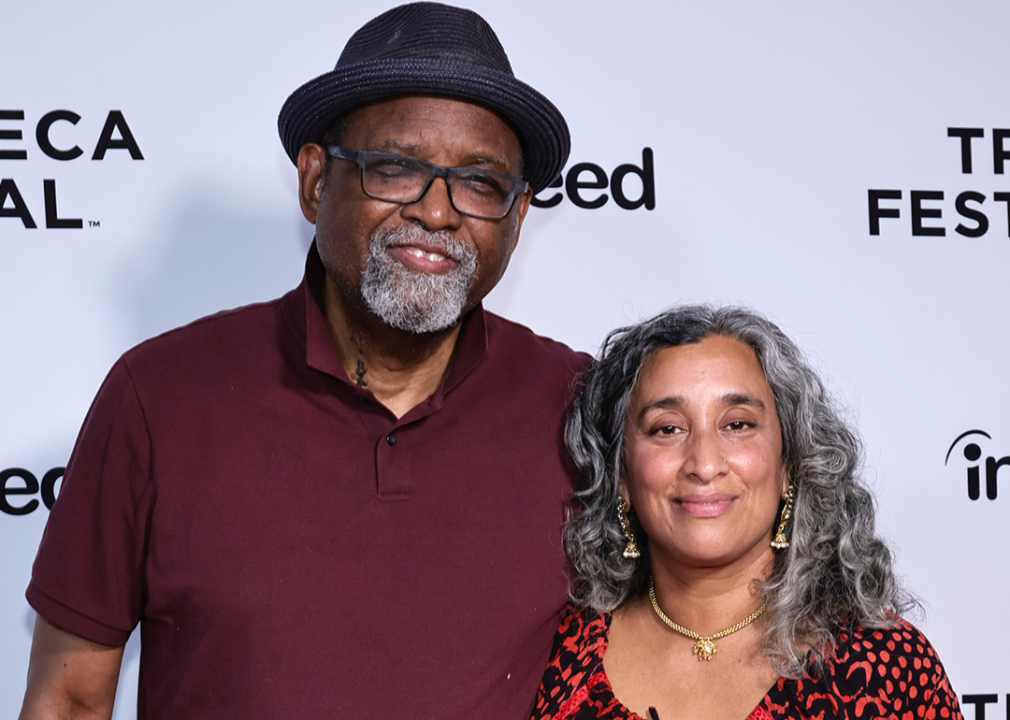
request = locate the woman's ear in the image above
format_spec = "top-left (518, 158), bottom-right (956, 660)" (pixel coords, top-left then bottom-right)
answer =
top-left (780, 469), bottom-right (791, 498)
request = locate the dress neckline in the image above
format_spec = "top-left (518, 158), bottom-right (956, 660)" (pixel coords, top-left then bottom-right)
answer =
top-left (596, 610), bottom-right (778, 720)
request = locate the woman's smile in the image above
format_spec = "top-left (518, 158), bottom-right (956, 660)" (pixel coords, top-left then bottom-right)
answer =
top-left (673, 493), bottom-right (737, 518)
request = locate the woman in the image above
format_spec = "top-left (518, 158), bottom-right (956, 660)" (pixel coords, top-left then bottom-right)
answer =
top-left (533, 306), bottom-right (961, 720)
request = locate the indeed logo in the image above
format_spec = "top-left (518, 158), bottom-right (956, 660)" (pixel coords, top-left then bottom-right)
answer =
top-left (532, 148), bottom-right (655, 210)
top-left (945, 430), bottom-right (1009, 500)
top-left (0, 467), bottom-right (63, 515)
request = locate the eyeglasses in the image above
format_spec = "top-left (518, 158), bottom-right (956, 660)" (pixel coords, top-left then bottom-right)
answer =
top-left (327, 145), bottom-right (529, 220)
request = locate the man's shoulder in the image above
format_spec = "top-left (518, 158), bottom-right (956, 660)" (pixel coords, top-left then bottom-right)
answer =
top-left (129, 295), bottom-right (287, 358)
top-left (118, 292), bottom-right (296, 391)
top-left (483, 309), bottom-right (591, 369)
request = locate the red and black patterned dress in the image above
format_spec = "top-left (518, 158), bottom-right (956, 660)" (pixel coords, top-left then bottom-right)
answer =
top-left (532, 604), bottom-right (963, 720)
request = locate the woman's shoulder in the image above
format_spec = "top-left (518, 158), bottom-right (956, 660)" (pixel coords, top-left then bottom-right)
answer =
top-left (540, 603), bottom-right (611, 687)
top-left (532, 603), bottom-right (616, 720)
top-left (828, 618), bottom-right (949, 679)
top-left (768, 618), bottom-right (962, 720)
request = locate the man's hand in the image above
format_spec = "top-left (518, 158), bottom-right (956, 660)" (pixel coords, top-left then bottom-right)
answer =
top-left (19, 615), bottom-right (124, 720)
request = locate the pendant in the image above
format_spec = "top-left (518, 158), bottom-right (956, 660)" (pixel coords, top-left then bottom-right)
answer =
top-left (692, 638), bottom-right (717, 661)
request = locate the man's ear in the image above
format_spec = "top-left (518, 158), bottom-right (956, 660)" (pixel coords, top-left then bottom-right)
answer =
top-left (296, 143), bottom-right (328, 224)
top-left (510, 187), bottom-right (532, 251)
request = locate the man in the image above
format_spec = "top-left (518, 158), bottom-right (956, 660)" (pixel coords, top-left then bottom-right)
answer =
top-left (19, 3), bottom-right (585, 719)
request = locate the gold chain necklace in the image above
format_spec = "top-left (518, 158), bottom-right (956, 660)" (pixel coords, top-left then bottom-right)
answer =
top-left (648, 577), bottom-right (767, 661)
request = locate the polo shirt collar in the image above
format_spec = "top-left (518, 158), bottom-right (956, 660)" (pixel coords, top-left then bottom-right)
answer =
top-left (287, 241), bottom-right (490, 401)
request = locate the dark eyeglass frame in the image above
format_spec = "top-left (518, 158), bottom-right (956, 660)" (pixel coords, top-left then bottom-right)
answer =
top-left (326, 145), bottom-right (529, 220)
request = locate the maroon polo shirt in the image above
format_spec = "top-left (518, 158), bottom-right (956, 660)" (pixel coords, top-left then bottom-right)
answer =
top-left (28, 245), bottom-right (588, 720)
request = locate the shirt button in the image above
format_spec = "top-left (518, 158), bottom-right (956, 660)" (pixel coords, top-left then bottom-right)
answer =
top-left (386, 432), bottom-right (397, 446)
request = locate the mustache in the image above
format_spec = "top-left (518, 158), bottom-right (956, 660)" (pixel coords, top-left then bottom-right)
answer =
top-left (371, 226), bottom-right (476, 265)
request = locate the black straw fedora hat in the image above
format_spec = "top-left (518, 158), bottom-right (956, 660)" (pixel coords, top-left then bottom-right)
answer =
top-left (277, 2), bottom-right (569, 194)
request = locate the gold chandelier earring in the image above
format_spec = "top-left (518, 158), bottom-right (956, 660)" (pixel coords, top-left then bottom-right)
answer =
top-left (770, 485), bottom-right (794, 549)
top-left (617, 496), bottom-right (640, 559)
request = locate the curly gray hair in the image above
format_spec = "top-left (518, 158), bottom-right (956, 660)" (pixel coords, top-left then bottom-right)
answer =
top-left (565, 304), bottom-right (915, 677)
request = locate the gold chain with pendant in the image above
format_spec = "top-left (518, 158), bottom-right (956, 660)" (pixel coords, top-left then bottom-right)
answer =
top-left (648, 577), bottom-right (767, 661)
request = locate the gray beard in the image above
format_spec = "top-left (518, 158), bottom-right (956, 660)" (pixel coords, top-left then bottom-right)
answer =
top-left (360, 226), bottom-right (478, 334)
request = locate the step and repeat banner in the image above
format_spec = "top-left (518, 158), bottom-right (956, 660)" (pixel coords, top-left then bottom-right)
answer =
top-left (2, 1), bottom-right (1007, 717)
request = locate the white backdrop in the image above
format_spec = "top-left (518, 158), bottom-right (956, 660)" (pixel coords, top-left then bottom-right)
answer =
top-left (2, 1), bottom-right (1008, 717)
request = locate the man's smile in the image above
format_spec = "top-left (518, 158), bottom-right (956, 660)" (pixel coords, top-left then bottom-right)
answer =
top-left (386, 244), bottom-right (459, 275)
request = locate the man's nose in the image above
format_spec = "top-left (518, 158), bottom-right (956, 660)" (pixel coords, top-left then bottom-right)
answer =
top-left (400, 176), bottom-right (463, 230)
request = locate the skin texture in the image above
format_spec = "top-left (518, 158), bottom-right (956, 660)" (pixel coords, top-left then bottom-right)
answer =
top-left (18, 615), bottom-right (123, 720)
top-left (297, 96), bottom-right (531, 418)
top-left (604, 336), bottom-right (791, 720)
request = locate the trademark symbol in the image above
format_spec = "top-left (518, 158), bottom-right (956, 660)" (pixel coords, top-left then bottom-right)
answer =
top-left (88, 220), bottom-right (100, 228)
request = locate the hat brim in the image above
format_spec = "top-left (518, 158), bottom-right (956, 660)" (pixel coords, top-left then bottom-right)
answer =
top-left (278, 58), bottom-right (569, 194)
